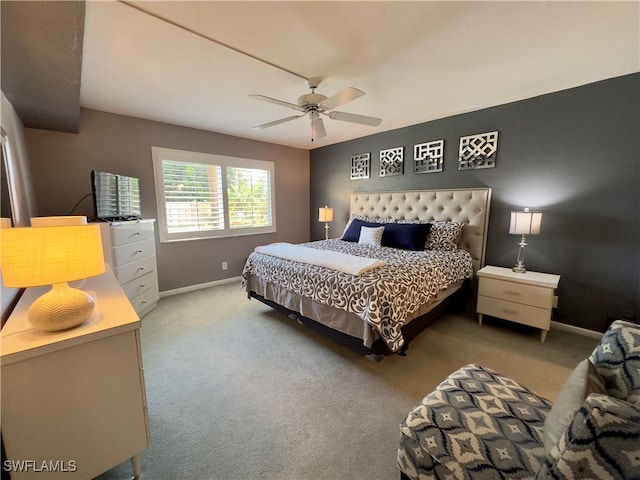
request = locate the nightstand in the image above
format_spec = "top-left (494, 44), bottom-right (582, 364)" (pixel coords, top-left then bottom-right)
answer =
top-left (476, 265), bottom-right (560, 342)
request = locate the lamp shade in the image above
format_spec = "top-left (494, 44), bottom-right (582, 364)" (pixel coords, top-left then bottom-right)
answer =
top-left (31, 215), bottom-right (87, 227)
top-left (1, 224), bottom-right (105, 287)
top-left (318, 206), bottom-right (334, 223)
top-left (509, 210), bottom-right (542, 236)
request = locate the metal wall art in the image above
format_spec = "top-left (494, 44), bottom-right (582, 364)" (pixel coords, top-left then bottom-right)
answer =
top-left (414, 140), bottom-right (444, 174)
top-left (458, 131), bottom-right (499, 170)
top-left (350, 153), bottom-right (370, 180)
top-left (379, 146), bottom-right (404, 177)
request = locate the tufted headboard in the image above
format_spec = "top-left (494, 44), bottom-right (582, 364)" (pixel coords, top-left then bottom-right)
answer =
top-left (350, 188), bottom-right (492, 273)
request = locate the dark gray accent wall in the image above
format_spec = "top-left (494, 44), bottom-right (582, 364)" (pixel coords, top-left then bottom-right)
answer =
top-left (310, 73), bottom-right (640, 332)
top-left (24, 108), bottom-right (310, 292)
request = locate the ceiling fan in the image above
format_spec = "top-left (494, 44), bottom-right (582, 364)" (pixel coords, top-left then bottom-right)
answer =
top-left (249, 77), bottom-right (382, 141)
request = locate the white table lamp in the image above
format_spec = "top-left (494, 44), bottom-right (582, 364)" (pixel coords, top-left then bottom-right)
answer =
top-left (509, 208), bottom-right (542, 273)
top-left (0, 224), bottom-right (105, 331)
top-left (318, 206), bottom-right (334, 240)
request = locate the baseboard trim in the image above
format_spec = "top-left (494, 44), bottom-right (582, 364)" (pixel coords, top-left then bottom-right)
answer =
top-left (551, 320), bottom-right (603, 339)
top-left (159, 276), bottom-right (242, 298)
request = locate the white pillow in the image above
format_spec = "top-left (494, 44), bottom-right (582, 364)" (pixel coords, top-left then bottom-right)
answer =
top-left (543, 359), bottom-right (606, 452)
top-left (358, 226), bottom-right (384, 246)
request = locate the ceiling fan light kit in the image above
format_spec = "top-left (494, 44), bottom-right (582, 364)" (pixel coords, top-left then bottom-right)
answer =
top-left (251, 77), bottom-right (382, 141)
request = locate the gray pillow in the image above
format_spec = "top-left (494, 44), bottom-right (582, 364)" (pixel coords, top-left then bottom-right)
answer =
top-left (358, 226), bottom-right (384, 246)
top-left (543, 359), bottom-right (606, 453)
top-left (426, 221), bottom-right (464, 250)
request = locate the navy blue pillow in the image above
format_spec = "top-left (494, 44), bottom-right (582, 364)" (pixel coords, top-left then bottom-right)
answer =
top-left (341, 219), bottom-right (383, 242)
top-left (382, 222), bottom-right (431, 251)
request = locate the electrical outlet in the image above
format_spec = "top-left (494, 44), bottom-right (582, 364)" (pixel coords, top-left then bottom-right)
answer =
top-left (222, 261), bottom-right (228, 271)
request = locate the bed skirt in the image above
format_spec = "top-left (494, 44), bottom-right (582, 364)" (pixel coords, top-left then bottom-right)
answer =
top-left (246, 276), bottom-right (471, 360)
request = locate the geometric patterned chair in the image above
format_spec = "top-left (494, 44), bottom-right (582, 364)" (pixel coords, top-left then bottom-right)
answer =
top-left (397, 320), bottom-right (640, 480)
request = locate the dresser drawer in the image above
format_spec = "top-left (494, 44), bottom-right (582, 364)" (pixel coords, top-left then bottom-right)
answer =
top-left (115, 255), bottom-right (157, 284)
top-left (110, 222), bottom-right (155, 245)
top-left (121, 270), bottom-right (158, 300)
top-left (478, 277), bottom-right (554, 309)
top-left (112, 238), bottom-right (155, 267)
top-left (129, 284), bottom-right (159, 317)
top-left (477, 295), bottom-right (551, 330)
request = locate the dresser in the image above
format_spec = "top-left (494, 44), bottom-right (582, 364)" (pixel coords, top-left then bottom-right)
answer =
top-left (476, 265), bottom-right (560, 342)
top-left (100, 219), bottom-right (159, 317)
top-left (0, 268), bottom-right (150, 479)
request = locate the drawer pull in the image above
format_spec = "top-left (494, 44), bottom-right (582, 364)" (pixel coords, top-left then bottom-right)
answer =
top-left (504, 290), bottom-right (522, 296)
top-left (502, 309), bottom-right (519, 316)
top-left (134, 231), bottom-right (142, 236)
top-left (137, 266), bottom-right (145, 271)
top-left (141, 300), bottom-right (147, 304)
top-left (136, 249), bottom-right (143, 254)
top-left (139, 283), bottom-right (145, 288)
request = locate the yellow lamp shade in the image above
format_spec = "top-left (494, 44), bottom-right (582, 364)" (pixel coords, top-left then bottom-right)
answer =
top-left (1, 224), bottom-right (105, 287)
top-left (318, 206), bottom-right (334, 222)
top-left (30, 215), bottom-right (87, 227)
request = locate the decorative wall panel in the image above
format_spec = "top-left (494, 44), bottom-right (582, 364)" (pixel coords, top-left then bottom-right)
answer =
top-left (350, 153), bottom-right (370, 180)
top-left (380, 147), bottom-right (404, 177)
top-left (414, 140), bottom-right (444, 173)
top-left (458, 131), bottom-right (499, 170)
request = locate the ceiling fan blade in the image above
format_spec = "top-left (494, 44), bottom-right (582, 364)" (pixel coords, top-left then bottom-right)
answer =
top-left (320, 87), bottom-right (365, 110)
top-left (328, 111), bottom-right (382, 127)
top-left (249, 94), bottom-right (301, 111)
top-left (311, 117), bottom-right (327, 140)
top-left (253, 115), bottom-right (302, 130)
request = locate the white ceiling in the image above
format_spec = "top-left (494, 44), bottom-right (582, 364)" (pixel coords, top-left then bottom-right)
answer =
top-left (80, 1), bottom-right (640, 150)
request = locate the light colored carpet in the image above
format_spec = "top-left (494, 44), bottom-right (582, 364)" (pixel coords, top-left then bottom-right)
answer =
top-left (95, 281), bottom-right (599, 480)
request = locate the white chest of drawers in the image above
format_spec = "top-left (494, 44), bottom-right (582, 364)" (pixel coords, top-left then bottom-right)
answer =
top-left (100, 219), bottom-right (159, 317)
top-left (476, 265), bottom-right (560, 342)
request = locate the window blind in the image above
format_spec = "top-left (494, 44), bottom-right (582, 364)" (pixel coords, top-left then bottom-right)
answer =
top-left (152, 147), bottom-right (276, 242)
top-left (227, 167), bottom-right (272, 229)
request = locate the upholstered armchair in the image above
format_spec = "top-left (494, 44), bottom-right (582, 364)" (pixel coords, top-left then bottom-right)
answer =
top-left (397, 320), bottom-right (640, 480)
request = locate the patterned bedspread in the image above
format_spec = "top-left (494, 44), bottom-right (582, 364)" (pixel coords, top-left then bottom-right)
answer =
top-left (242, 239), bottom-right (474, 352)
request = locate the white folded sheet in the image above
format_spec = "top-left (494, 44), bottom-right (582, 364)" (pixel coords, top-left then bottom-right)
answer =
top-left (254, 242), bottom-right (386, 276)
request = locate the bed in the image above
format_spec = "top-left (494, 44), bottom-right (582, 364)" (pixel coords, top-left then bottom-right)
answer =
top-left (242, 188), bottom-right (491, 360)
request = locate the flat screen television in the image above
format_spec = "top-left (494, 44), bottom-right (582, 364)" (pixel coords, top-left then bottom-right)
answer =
top-left (91, 170), bottom-right (142, 221)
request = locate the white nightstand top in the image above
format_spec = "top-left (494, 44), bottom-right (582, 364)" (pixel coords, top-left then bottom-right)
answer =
top-left (477, 265), bottom-right (560, 289)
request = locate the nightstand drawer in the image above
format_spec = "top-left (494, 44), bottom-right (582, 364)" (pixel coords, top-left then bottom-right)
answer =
top-left (478, 277), bottom-right (554, 309)
top-left (477, 295), bottom-right (551, 330)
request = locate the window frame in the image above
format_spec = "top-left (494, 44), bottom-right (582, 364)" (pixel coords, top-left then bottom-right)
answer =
top-left (152, 147), bottom-right (276, 243)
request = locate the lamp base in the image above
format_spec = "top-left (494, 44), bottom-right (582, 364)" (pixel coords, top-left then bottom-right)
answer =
top-left (27, 283), bottom-right (96, 332)
top-left (512, 238), bottom-right (527, 274)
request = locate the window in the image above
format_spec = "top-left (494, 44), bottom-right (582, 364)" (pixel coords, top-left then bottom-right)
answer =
top-left (152, 147), bottom-right (276, 242)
